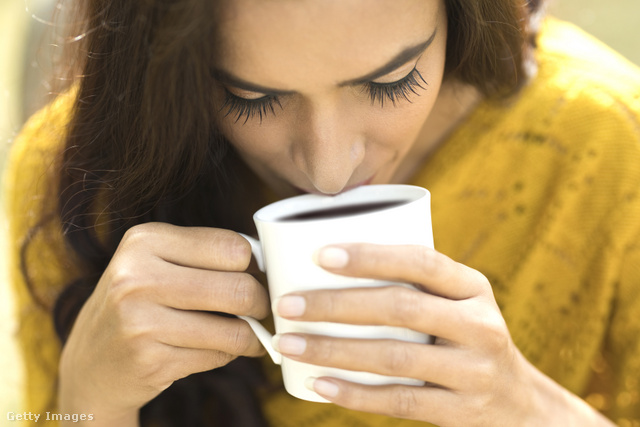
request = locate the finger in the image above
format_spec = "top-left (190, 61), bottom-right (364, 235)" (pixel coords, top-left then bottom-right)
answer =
top-left (307, 379), bottom-right (454, 426)
top-left (275, 286), bottom-right (470, 341)
top-left (316, 244), bottom-right (491, 300)
top-left (157, 308), bottom-right (266, 357)
top-left (118, 223), bottom-right (252, 271)
top-left (166, 347), bottom-right (237, 381)
top-left (273, 333), bottom-right (468, 389)
top-left (152, 263), bottom-right (270, 319)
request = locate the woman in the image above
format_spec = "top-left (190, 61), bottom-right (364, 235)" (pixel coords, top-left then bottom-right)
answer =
top-left (5, 0), bottom-right (640, 426)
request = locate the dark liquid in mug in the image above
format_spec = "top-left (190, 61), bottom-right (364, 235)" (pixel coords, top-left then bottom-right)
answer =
top-left (279, 200), bottom-right (407, 221)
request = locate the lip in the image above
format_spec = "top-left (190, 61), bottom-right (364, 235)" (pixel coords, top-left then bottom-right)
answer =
top-left (342, 176), bottom-right (374, 192)
top-left (294, 176), bottom-right (374, 196)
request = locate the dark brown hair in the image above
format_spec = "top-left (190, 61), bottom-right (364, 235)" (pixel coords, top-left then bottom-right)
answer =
top-left (22, 0), bottom-right (544, 425)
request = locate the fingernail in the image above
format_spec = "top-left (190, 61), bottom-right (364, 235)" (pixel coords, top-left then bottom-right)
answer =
top-left (274, 295), bottom-right (306, 317)
top-left (304, 377), bottom-right (318, 391)
top-left (272, 334), bottom-right (306, 355)
top-left (316, 247), bottom-right (349, 269)
top-left (309, 378), bottom-right (339, 398)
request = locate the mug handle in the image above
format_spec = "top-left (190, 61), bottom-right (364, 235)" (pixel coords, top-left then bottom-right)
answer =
top-left (237, 233), bottom-right (282, 365)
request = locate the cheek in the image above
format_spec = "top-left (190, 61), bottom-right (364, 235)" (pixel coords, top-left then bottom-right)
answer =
top-left (214, 87), bottom-right (292, 163)
top-left (363, 88), bottom-right (441, 148)
top-left (220, 62), bottom-right (444, 166)
top-left (365, 65), bottom-right (446, 148)
top-left (221, 119), bottom-right (290, 160)
top-left (223, 98), bottom-right (436, 169)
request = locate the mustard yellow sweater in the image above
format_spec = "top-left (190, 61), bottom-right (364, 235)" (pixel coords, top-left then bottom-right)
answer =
top-left (4, 18), bottom-right (640, 426)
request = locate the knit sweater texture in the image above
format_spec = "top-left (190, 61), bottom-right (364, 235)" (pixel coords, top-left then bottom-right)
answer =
top-left (4, 18), bottom-right (640, 426)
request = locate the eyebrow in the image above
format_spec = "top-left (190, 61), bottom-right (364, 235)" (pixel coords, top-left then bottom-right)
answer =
top-left (213, 28), bottom-right (438, 95)
top-left (339, 29), bottom-right (438, 86)
top-left (213, 69), bottom-right (296, 96)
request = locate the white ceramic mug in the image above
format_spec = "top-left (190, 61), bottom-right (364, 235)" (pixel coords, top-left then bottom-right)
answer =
top-left (239, 184), bottom-right (434, 402)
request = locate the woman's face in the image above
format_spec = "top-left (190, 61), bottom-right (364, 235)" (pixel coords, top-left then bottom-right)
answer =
top-left (215, 0), bottom-right (448, 197)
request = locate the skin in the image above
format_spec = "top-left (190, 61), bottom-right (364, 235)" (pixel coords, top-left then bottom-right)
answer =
top-left (59, 225), bottom-right (269, 425)
top-left (58, 0), bottom-right (615, 426)
top-left (215, 0), bottom-right (471, 196)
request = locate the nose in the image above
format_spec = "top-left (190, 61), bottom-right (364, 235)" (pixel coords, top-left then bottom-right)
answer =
top-left (290, 99), bottom-right (365, 194)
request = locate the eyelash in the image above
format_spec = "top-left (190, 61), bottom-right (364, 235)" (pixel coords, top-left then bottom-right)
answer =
top-left (220, 89), bottom-right (283, 125)
top-left (220, 67), bottom-right (428, 124)
top-left (365, 67), bottom-right (428, 108)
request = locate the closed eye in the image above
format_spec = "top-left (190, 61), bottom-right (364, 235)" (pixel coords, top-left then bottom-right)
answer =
top-left (365, 67), bottom-right (428, 107)
top-left (219, 67), bottom-right (428, 125)
top-left (220, 88), bottom-right (283, 124)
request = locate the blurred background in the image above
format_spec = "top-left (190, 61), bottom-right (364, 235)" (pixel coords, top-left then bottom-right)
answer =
top-left (0, 0), bottom-right (639, 423)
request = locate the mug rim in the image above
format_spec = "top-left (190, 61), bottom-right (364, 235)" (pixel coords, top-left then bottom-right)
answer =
top-left (254, 184), bottom-right (429, 224)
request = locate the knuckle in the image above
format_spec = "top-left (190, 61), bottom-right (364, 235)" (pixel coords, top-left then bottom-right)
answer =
top-left (121, 222), bottom-right (161, 247)
top-left (382, 342), bottom-right (413, 375)
top-left (312, 290), bottom-right (341, 320)
top-left (214, 230), bottom-right (253, 269)
top-left (141, 355), bottom-right (190, 394)
top-left (387, 287), bottom-right (424, 326)
top-left (461, 345), bottom-right (497, 386)
top-left (233, 233), bottom-right (253, 260)
top-left (230, 274), bottom-right (257, 311)
top-left (225, 324), bottom-right (254, 355)
top-left (105, 276), bottom-right (157, 340)
top-left (469, 269), bottom-right (493, 295)
top-left (108, 266), bottom-right (141, 303)
top-left (133, 344), bottom-right (164, 378)
top-left (388, 386), bottom-right (420, 419)
top-left (120, 307), bottom-right (155, 341)
top-left (473, 269), bottom-right (491, 287)
top-left (463, 303), bottom-right (513, 367)
top-left (313, 338), bottom-right (341, 362)
top-left (466, 392), bottom-right (496, 423)
top-left (477, 309), bottom-right (510, 351)
top-left (415, 246), bottom-right (444, 275)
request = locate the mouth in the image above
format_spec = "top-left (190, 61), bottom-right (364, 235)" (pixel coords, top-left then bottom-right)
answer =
top-left (342, 176), bottom-right (374, 192)
top-left (293, 176), bottom-right (374, 196)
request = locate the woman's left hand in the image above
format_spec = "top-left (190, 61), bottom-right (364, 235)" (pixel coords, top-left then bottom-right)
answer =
top-left (272, 243), bottom-right (611, 427)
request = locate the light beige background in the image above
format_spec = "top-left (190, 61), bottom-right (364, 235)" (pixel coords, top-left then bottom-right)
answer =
top-left (1, 1), bottom-right (639, 424)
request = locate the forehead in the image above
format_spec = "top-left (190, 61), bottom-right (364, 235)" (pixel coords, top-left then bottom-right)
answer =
top-left (215, 0), bottom-right (444, 89)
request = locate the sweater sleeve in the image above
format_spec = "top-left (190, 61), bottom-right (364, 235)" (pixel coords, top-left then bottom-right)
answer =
top-left (585, 234), bottom-right (640, 424)
top-left (3, 90), bottom-right (78, 426)
top-left (576, 81), bottom-right (640, 423)
top-left (611, 239), bottom-right (640, 422)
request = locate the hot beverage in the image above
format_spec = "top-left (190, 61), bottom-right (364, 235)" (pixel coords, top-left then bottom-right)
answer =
top-left (279, 200), bottom-right (407, 221)
top-left (240, 184), bottom-right (433, 402)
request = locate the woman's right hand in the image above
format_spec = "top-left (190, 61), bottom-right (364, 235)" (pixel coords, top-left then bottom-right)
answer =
top-left (57, 222), bottom-right (270, 426)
